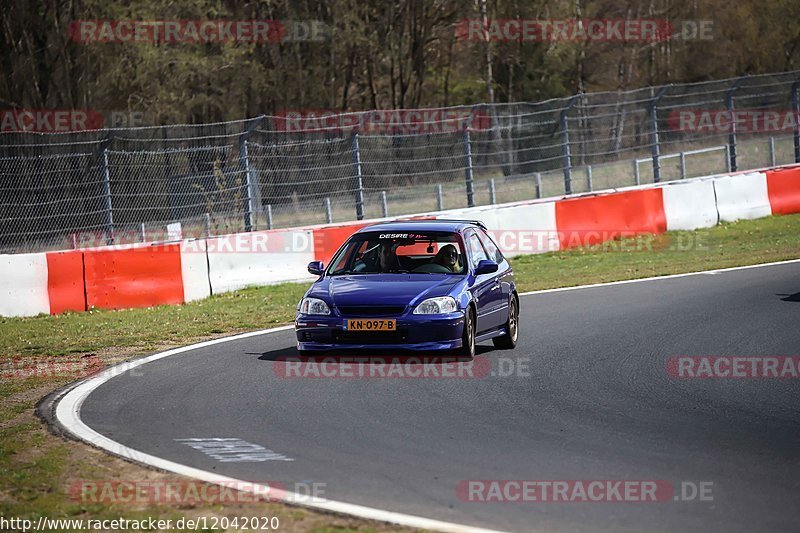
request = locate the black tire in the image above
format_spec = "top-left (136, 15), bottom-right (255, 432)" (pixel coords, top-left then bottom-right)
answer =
top-left (455, 307), bottom-right (476, 359)
top-left (493, 295), bottom-right (518, 349)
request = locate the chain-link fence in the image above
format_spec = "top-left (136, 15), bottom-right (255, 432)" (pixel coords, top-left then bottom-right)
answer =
top-left (2, 70), bottom-right (799, 253)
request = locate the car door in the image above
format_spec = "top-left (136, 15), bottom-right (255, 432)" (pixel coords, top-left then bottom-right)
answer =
top-left (465, 229), bottom-right (503, 333)
top-left (477, 228), bottom-right (511, 325)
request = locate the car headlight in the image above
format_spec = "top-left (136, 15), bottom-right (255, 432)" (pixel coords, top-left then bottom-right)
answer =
top-left (413, 296), bottom-right (458, 315)
top-left (298, 297), bottom-right (331, 315)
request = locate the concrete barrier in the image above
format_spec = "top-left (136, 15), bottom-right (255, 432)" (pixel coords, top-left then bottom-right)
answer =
top-left (765, 166), bottom-right (800, 215)
top-left (662, 179), bottom-right (719, 231)
top-left (713, 172), bottom-right (771, 222)
top-left (0, 252), bottom-right (50, 317)
top-left (206, 229), bottom-right (315, 294)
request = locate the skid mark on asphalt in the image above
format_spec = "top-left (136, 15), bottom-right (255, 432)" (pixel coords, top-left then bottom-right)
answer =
top-left (176, 438), bottom-right (294, 462)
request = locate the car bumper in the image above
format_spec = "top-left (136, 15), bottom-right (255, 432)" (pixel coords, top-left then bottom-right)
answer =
top-left (295, 311), bottom-right (465, 352)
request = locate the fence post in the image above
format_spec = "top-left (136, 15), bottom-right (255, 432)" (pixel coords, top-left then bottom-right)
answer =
top-left (325, 197), bottom-right (332, 224)
top-left (724, 145), bottom-right (732, 172)
top-left (586, 165), bottom-right (593, 191)
top-left (462, 125), bottom-right (475, 207)
top-left (100, 140), bottom-right (114, 245)
top-left (162, 127), bottom-right (177, 220)
top-left (792, 80), bottom-right (800, 163)
top-left (266, 204), bottom-right (273, 230)
top-left (633, 160), bottom-right (640, 186)
top-left (489, 178), bottom-right (496, 204)
top-left (351, 130), bottom-right (365, 220)
top-left (679, 151), bottom-right (687, 179)
top-left (140, 222), bottom-right (146, 243)
top-left (204, 212), bottom-right (211, 237)
top-left (239, 115), bottom-right (265, 232)
top-left (240, 139), bottom-right (255, 231)
top-left (726, 76), bottom-right (748, 172)
top-left (436, 184), bottom-right (444, 211)
top-left (650, 85), bottom-right (670, 183)
top-left (381, 191), bottom-right (388, 217)
top-left (535, 172), bottom-right (542, 198)
top-left (559, 96), bottom-right (579, 195)
top-left (769, 137), bottom-right (776, 167)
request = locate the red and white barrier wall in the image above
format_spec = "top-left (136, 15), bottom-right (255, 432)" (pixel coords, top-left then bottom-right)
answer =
top-left (180, 240), bottom-right (212, 303)
top-left (1, 165), bottom-right (799, 317)
top-left (205, 229), bottom-right (314, 293)
top-left (714, 171), bottom-right (772, 222)
top-left (766, 166), bottom-right (800, 215)
top-left (661, 179), bottom-right (718, 231)
top-left (442, 201), bottom-right (559, 255)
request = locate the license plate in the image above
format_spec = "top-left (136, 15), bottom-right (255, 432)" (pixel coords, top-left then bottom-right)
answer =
top-left (346, 319), bottom-right (396, 331)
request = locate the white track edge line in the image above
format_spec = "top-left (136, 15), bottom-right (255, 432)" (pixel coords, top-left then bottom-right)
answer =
top-left (54, 325), bottom-right (508, 533)
top-left (55, 257), bottom-right (800, 533)
top-left (518, 258), bottom-right (800, 297)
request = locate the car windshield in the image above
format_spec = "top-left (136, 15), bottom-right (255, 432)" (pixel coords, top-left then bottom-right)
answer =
top-left (328, 231), bottom-right (466, 275)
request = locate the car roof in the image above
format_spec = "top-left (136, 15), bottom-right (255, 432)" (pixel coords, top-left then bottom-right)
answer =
top-left (355, 219), bottom-right (486, 234)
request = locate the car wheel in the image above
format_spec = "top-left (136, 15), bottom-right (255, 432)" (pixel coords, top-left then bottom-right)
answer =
top-left (493, 296), bottom-right (518, 349)
top-left (456, 307), bottom-right (476, 359)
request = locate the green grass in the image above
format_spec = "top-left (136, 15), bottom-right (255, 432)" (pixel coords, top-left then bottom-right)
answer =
top-left (510, 214), bottom-right (800, 292)
top-left (1, 212), bottom-right (799, 531)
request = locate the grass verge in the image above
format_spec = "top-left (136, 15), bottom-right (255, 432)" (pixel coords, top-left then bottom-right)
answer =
top-left (510, 213), bottom-right (800, 292)
top-left (1, 213), bottom-right (799, 531)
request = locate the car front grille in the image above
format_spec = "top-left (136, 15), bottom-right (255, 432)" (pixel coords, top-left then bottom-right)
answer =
top-left (336, 306), bottom-right (406, 317)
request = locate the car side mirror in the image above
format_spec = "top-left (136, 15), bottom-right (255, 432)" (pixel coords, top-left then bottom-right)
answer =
top-left (307, 261), bottom-right (324, 276)
top-left (475, 259), bottom-right (498, 275)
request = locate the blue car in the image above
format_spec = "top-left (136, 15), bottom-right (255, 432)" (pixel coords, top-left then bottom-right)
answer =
top-left (295, 219), bottom-right (518, 358)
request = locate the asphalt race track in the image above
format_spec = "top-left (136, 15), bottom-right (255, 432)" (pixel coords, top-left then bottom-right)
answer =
top-left (76, 262), bottom-right (800, 532)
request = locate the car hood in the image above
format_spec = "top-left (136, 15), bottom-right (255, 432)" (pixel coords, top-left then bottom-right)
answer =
top-left (314, 274), bottom-right (463, 308)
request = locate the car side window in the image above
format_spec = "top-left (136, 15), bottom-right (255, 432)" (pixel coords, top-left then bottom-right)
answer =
top-left (477, 228), bottom-right (504, 263)
top-left (350, 240), bottom-right (372, 271)
top-left (465, 230), bottom-right (488, 269)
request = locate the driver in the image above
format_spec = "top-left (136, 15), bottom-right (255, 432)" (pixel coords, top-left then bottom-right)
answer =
top-left (433, 244), bottom-right (460, 272)
top-left (378, 241), bottom-right (401, 272)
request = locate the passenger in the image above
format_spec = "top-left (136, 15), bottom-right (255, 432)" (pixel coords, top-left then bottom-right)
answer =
top-left (433, 244), bottom-right (460, 272)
